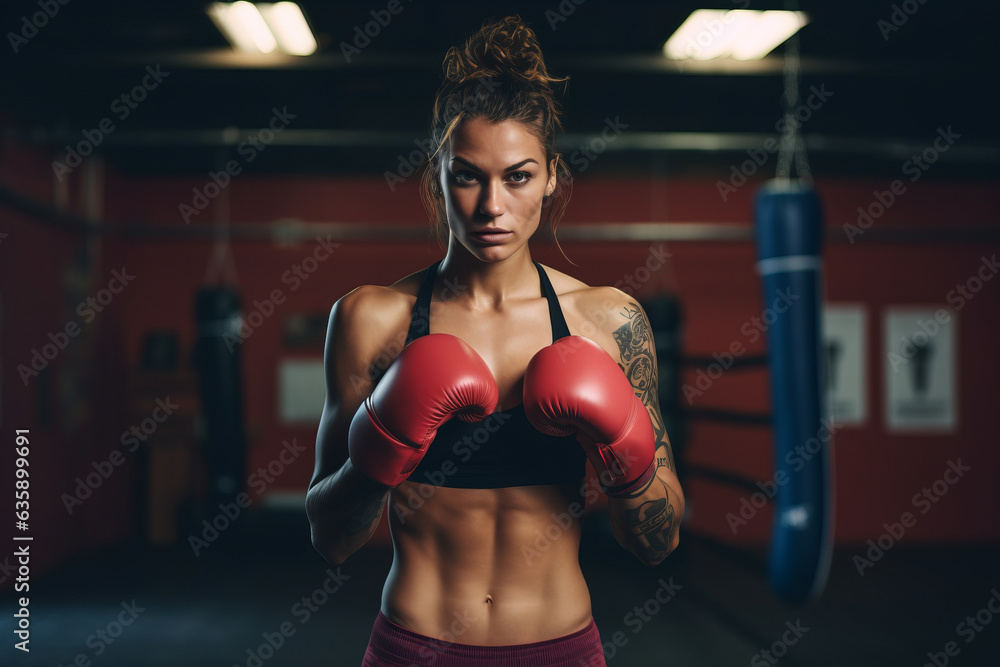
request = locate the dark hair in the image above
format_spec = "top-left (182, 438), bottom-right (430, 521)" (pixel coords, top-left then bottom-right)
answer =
top-left (419, 15), bottom-right (572, 246)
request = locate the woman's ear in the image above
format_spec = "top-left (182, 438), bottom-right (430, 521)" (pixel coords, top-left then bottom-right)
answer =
top-left (545, 156), bottom-right (559, 197)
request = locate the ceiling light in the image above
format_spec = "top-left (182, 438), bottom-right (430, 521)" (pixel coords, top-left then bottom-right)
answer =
top-left (664, 9), bottom-right (808, 61)
top-left (258, 3), bottom-right (317, 56)
top-left (208, 2), bottom-right (316, 56)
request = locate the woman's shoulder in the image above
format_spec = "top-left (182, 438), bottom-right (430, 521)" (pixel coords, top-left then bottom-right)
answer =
top-left (338, 266), bottom-right (426, 307)
top-left (540, 263), bottom-right (650, 361)
top-left (540, 264), bottom-right (635, 316)
top-left (330, 268), bottom-right (426, 335)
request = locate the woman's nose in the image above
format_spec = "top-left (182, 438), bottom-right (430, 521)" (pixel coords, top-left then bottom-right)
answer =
top-left (479, 180), bottom-right (504, 217)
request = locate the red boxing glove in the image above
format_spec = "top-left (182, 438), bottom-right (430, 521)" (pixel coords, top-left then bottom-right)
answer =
top-left (348, 333), bottom-right (498, 487)
top-left (523, 336), bottom-right (657, 498)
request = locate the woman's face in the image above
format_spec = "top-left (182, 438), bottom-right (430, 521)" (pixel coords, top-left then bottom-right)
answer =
top-left (439, 117), bottom-right (557, 263)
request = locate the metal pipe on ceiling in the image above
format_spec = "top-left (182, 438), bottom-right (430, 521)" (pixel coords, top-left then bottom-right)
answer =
top-left (15, 128), bottom-right (1000, 164)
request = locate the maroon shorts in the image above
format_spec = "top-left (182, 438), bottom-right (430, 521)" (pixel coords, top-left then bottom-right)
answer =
top-left (361, 612), bottom-right (607, 667)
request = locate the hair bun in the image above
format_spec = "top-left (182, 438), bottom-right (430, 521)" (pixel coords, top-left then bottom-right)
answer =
top-left (443, 15), bottom-right (547, 85)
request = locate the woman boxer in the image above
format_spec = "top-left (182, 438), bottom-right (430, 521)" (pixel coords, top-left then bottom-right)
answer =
top-left (306, 16), bottom-right (684, 666)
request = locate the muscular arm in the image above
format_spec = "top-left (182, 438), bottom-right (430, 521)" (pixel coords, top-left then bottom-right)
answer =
top-left (605, 301), bottom-right (685, 566)
top-left (305, 288), bottom-right (406, 565)
top-left (305, 427), bottom-right (390, 566)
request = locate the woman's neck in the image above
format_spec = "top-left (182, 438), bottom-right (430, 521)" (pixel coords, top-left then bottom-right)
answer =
top-left (438, 243), bottom-right (538, 308)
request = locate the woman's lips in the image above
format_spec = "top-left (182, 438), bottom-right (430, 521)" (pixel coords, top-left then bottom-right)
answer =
top-left (470, 229), bottom-right (513, 244)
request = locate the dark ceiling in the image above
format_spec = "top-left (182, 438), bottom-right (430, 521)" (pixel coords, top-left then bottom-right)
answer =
top-left (1, 0), bottom-right (997, 178)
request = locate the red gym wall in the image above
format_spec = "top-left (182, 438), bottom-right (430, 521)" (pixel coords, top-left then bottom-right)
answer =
top-left (2, 130), bottom-right (998, 578)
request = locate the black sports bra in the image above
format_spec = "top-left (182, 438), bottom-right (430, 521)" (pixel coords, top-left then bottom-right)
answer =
top-left (399, 261), bottom-right (587, 489)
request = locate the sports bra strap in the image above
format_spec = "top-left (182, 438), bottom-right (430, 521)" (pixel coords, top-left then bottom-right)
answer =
top-left (404, 260), bottom-right (441, 346)
top-left (403, 260), bottom-right (570, 346)
top-left (534, 262), bottom-right (571, 342)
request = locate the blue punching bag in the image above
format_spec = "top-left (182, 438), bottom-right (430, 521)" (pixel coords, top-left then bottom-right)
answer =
top-left (754, 180), bottom-right (834, 603)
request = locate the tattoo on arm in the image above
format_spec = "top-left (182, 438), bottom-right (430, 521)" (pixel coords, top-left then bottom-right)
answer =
top-left (343, 486), bottom-right (388, 536)
top-left (623, 481), bottom-right (677, 562)
top-left (612, 302), bottom-right (677, 472)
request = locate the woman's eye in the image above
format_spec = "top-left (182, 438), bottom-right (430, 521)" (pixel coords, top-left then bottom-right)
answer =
top-left (451, 170), bottom-right (531, 185)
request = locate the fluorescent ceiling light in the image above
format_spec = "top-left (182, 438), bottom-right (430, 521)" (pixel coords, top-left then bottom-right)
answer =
top-left (259, 3), bottom-right (317, 56)
top-left (208, 2), bottom-right (316, 56)
top-left (664, 9), bottom-right (808, 61)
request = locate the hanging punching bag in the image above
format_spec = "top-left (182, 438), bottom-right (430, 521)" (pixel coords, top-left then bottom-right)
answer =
top-left (194, 286), bottom-right (247, 507)
top-left (754, 180), bottom-right (833, 603)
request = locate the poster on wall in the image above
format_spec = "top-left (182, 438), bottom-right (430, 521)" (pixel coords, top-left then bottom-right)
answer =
top-left (884, 307), bottom-right (957, 432)
top-left (823, 304), bottom-right (866, 426)
top-left (279, 359), bottom-right (326, 423)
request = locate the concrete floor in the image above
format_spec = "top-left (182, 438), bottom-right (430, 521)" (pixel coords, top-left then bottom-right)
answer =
top-left (4, 509), bottom-right (999, 666)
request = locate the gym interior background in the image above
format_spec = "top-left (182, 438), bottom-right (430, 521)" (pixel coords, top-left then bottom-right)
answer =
top-left (1, 1), bottom-right (998, 665)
